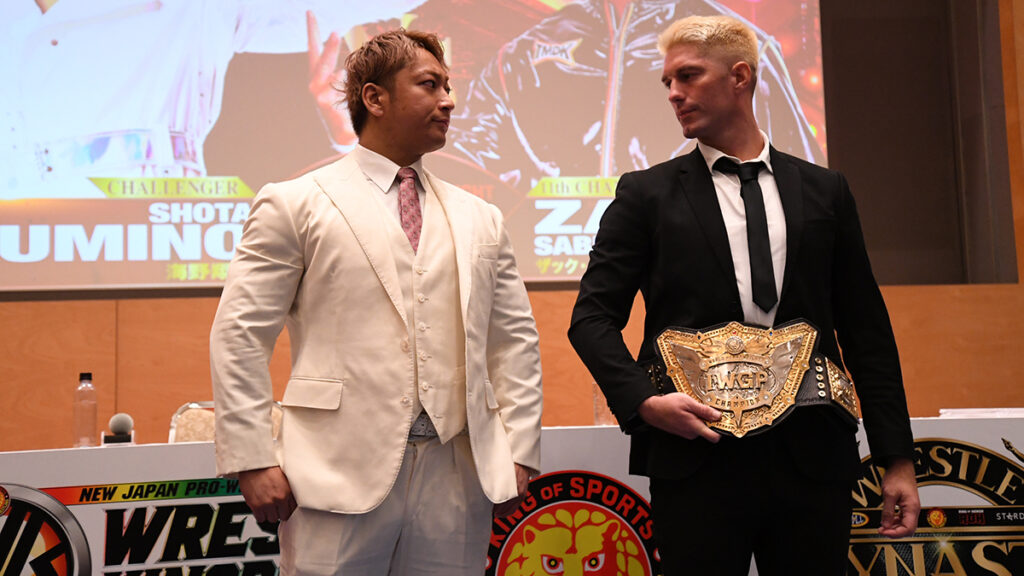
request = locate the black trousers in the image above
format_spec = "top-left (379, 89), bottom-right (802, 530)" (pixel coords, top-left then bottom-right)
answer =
top-left (648, 427), bottom-right (856, 576)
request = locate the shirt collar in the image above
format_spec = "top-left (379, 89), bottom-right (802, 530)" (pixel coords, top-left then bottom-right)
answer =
top-left (350, 144), bottom-right (426, 194)
top-left (697, 131), bottom-right (774, 175)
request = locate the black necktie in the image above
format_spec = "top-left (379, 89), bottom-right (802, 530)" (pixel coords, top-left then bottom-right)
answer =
top-left (713, 157), bottom-right (777, 313)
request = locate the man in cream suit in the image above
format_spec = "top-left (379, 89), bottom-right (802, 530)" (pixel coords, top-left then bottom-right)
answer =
top-left (210, 29), bottom-right (542, 576)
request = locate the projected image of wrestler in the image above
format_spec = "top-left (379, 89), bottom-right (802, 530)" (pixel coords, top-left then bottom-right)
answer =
top-left (0, 0), bottom-right (423, 200)
top-left (445, 0), bottom-right (824, 200)
top-left (299, 0), bottom-right (824, 282)
top-left (304, 0), bottom-right (560, 158)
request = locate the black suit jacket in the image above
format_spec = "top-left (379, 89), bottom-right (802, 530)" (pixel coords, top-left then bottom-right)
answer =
top-left (568, 147), bottom-right (914, 481)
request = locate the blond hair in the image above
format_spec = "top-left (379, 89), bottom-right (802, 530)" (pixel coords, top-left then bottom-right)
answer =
top-left (658, 15), bottom-right (758, 78)
top-left (343, 29), bottom-right (447, 135)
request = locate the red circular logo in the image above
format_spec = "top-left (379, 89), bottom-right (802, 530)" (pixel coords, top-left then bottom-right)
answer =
top-left (926, 508), bottom-right (948, 529)
top-left (487, 471), bottom-right (657, 576)
top-left (0, 486), bottom-right (10, 516)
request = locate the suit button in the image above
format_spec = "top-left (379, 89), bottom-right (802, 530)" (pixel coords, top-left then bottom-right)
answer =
top-left (417, 293), bottom-right (428, 303)
top-left (419, 352), bottom-right (429, 361)
top-left (401, 396), bottom-right (411, 406)
top-left (418, 323), bottom-right (428, 332)
top-left (415, 266), bottom-right (426, 275)
top-left (401, 339), bottom-right (409, 352)
top-left (421, 382), bottom-right (430, 391)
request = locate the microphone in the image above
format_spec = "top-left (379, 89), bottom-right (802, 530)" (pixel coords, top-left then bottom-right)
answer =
top-left (102, 413), bottom-right (135, 445)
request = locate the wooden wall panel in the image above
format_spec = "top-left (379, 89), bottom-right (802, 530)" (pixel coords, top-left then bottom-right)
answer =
top-left (530, 290), bottom-right (644, 427)
top-left (116, 298), bottom-right (220, 444)
top-left (116, 297), bottom-right (292, 445)
top-left (529, 290), bottom-right (587, 426)
top-left (0, 301), bottom-right (117, 450)
top-left (886, 285), bottom-right (1024, 415)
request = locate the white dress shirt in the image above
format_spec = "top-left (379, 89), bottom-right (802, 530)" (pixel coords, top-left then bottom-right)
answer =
top-left (698, 132), bottom-right (786, 327)
top-left (350, 145), bottom-right (429, 224)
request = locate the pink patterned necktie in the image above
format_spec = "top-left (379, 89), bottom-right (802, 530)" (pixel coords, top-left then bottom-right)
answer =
top-left (397, 167), bottom-right (422, 252)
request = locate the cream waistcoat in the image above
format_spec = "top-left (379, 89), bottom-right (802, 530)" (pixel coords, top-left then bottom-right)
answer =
top-left (386, 183), bottom-right (467, 440)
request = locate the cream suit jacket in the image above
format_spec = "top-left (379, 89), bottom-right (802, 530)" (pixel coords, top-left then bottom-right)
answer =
top-left (210, 153), bottom-right (542, 513)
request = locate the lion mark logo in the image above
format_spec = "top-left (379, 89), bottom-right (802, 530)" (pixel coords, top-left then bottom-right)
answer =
top-left (488, 471), bottom-right (656, 576)
top-left (504, 507), bottom-right (644, 576)
top-left (0, 486), bottom-right (10, 516)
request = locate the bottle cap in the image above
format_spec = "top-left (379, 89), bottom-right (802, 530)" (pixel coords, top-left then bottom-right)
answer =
top-left (80, 372), bottom-right (93, 381)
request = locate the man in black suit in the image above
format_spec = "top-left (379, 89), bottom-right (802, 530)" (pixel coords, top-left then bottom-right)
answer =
top-left (568, 14), bottom-right (919, 576)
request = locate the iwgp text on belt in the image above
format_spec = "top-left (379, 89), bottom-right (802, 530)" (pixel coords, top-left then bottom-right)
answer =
top-left (649, 320), bottom-right (859, 438)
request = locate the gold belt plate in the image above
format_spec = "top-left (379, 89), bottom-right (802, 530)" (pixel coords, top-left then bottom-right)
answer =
top-left (655, 321), bottom-right (818, 437)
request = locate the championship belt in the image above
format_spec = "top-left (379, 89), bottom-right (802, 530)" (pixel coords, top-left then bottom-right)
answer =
top-left (654, 320), bottom-right (859, 438)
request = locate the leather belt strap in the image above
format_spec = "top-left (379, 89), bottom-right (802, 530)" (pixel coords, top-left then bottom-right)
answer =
top-left (650, 320), bottom-right (859, 438)
top-left (408, 411), bottom-right (439, 439)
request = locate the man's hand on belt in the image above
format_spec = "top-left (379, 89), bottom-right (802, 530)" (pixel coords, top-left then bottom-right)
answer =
top-left (238, 466), bottom-right (297, 524)
top-left (878, 457), bottom-right (920, 538)
top-left (637, 393), bottom-right (723, 443)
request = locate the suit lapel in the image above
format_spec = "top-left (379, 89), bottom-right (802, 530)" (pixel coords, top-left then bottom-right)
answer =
top-left (314, 155), bottom-right (407, 325)
top-left (769, 147), bottom-right (804, 305)
top-left (677, 149), bottom-right (737, 283)
top-left (423, 169), bottom-right (473, 321)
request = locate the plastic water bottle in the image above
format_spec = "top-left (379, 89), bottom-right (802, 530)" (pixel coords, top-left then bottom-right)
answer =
top-left (73, 372), bottom-right (97, 447)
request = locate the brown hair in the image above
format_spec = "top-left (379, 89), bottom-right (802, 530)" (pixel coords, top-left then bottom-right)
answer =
top-left (343, 29), bottom-right (447, 135)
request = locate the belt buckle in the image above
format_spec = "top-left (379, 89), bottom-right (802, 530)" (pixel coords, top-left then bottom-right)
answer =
top-left (655, 321), bottom-right (818, 438)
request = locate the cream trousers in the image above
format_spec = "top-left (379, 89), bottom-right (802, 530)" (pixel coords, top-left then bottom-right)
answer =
top-left (278, 435), bottom-right (492, 576)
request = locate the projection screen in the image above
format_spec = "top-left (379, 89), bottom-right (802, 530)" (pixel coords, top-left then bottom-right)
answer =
top-left (0, 0), bottom-right (826, 290)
